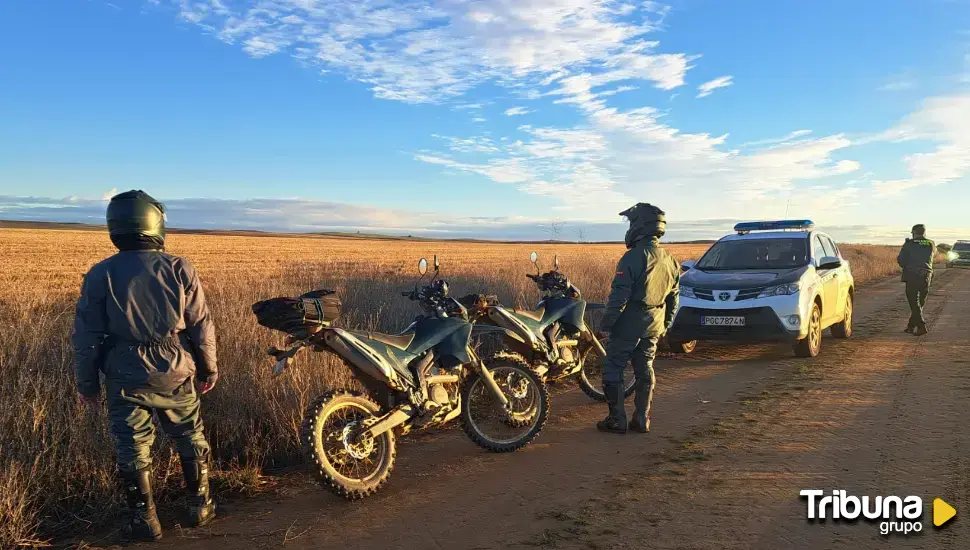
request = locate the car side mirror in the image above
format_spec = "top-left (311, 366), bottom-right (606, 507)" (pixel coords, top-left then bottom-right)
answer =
top-left (818, 256), bottom-right (842, 270)
top-left (681, 259), bottom-right (696, 272)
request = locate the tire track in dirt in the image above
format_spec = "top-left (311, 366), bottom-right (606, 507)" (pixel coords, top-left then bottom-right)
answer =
top-left (81, 271), bottom-right (965, 550)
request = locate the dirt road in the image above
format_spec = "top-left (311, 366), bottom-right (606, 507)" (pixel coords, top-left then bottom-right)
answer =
top-left (93, 268), bottom-right (970, 549)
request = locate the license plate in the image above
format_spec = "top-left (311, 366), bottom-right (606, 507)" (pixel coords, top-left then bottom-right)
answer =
top-left (702, 316), bottom-right (746, 327)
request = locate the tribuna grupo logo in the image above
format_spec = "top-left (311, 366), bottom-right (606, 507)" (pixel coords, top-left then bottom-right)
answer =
top-left (800, 490), bottom-right (923, 535)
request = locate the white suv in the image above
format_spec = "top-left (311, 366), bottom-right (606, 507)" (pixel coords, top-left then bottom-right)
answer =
top-left (666, 220), bottom-right (855, 357)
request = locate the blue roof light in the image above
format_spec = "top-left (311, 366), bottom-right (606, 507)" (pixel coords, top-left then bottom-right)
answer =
top-left (734, 220), bottom-right (815, 234)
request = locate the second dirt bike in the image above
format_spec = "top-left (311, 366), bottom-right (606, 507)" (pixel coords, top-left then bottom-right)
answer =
top-left (461, 252), bottom-right (634, 401)
top-left (253, 257), bottom-right (548, 499)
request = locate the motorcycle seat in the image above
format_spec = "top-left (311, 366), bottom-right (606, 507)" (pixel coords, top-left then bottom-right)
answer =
top-left (366, 332), bottom-right (416, 351)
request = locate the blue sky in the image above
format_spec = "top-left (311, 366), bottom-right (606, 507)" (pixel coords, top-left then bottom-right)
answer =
top-left (1, 0), bottom-right (969, 243)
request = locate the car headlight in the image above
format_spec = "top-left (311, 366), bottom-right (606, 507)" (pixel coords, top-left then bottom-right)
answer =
top-left (947, 251), bottom-right (959, 261)
top-left (758, 283), bottom-right (800, 298)
top-left (680, 285), bottom-right (696, 299)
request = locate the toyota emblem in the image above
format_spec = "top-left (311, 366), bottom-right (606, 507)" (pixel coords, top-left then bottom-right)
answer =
top-left (719, 292), bottom-right (732, 301)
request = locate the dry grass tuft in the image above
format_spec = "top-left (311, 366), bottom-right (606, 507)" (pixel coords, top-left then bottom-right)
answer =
top-left (0, 228), bottom-right (905, 546)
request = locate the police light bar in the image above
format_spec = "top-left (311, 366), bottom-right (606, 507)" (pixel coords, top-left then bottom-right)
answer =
top-left (734, 220), bottom-right (815, 234)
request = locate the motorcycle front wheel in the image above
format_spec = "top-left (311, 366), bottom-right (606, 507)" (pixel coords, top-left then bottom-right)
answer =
top-left (460, 356), bottom-right (548, 453)
top-left (577, 335), bottom-right (636, 401)
top-left (301, 390), bottom-right (396, 500)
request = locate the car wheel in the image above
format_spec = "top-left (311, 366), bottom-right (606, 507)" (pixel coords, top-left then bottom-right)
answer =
top-left (667, 340), bottom-right (697, 354)
top-left (794, 302), bottom-right (822, 358)
top-left (831, 294), bottom-right (853, 339)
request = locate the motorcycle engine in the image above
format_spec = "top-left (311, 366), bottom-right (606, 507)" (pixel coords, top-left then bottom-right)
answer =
top-left (430, 384), bottom-right (450, 406)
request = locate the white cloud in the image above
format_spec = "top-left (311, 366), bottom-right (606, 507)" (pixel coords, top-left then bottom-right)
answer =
top-left (152, 1), bottom-right (966, 227)
top-left (504, 106), bottom-right (532, 116)
top-left (430, 134), bottom-right (500, 154)
top-left (871, 92), bottom-right (970, 196)
top-left (5, 194), bottom-right (966, 244)
top-left (740, 130), bottom-right (813, 148)
top-left (165, 0), bottom-right (692, 104)
top-left (696, 75), bottom-right (733, 98)
top-left (102, 188), bottom-right (118, 201)
top-left (879, 78), bottom-right (916, 92)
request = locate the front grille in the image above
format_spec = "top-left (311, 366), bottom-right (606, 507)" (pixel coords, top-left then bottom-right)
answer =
top-left (691, 287), bottom-right (764, 302)
top-left (694, 288), bottom-right (715, 302)
top-left (736, 287), bottom-right (766, 301)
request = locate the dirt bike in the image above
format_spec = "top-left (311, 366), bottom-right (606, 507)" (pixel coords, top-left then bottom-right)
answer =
top-left (253, 257), bottom-right (548, 499)
top-left (459, 252), bottom-right (638, 402)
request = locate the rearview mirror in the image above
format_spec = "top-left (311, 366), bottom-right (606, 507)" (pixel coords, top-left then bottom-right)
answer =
top-left (554, 254), bottom-right (559, 271)
top-left (418, 258), bottom-right (428, 275)
top-left (433, 255), bottom-right (440, 271)
top-left (530, 251), bottom-right (538, 264)
top-left (681, 259), bottom-right (696, 272)
top-left (818, 256), bottom-right (842, 270)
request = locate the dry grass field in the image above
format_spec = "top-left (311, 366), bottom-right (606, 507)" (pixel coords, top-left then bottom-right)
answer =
top-left (0, 227), bottom-right (907, 546)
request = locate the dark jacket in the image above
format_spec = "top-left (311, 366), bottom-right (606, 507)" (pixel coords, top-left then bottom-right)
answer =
top-left (601, 237), bottom-right (681, 338)
top-left (897, 238), bottom-right (935, 284)
top-left (72, 250), bottom-right (218, 397)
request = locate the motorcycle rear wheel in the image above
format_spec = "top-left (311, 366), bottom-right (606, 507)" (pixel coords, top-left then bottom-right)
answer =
top-left (301, 390), bottom-right (396, 500)
top-left (577, 335), bottom-right (636, 401)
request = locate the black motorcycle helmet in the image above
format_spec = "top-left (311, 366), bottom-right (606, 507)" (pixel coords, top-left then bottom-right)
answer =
top-left (619, 203), bottom-right (666, 248)
top-left (106, 190), bottom-right (167, 251)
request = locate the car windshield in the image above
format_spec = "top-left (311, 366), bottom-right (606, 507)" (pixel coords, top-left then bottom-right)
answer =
top-left (954, 242), bottom-right (970, 251)
top-left (696, 238), bottom-right (810, 270)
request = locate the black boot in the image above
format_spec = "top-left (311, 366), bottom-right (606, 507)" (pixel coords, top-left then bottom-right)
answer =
top-left (903, 326), bottom-right (914, 334)
top-left (628, 377), bottom-right (653, 434)
top-left (120, 469), bottom-right (163, 542)
top-left (913, 325), bottom-right (928, 336)
top-left (181, 456), bottom-right (217, 527)
top-left (596, 383), bottom-right (627, 434)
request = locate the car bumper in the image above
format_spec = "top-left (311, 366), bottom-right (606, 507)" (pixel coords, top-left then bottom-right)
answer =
top-left (947, 259), bottom-right (970, 267)
top-left (668, 295), bottom-right (808, 344)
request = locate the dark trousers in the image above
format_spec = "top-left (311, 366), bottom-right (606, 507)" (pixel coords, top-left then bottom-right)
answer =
top-left (602, 334), bottom-right (660, 425)
top-left (107, 377), bottom-right (211, 472)
top-left (905, 280), bottom-right (930, 330)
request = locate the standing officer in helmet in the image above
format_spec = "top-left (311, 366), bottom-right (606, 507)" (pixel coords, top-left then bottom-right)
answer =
top-left (72, 190), bottom-right (218, 541)
top-left (897, 224), bottom-right (935, 336)
top-left (597, 203), bottom-right (680, 434)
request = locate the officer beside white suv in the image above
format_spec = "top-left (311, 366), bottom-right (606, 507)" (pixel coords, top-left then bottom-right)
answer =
top-left (666, 220), bottom-right (854, 358)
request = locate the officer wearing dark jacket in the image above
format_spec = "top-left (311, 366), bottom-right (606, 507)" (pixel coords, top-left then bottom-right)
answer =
top-left (73, 190), bottom-right (217, 541)
top-left (598, 203), bottom-right (680, 434)
top-left (897, 224), bottom-right (935, 336)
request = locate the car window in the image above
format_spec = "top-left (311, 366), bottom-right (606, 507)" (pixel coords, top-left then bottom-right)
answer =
top-left (813, 236), bottom-right (827, 262)
top-left (821, 236), bottom-right (838, 258)
top-left (696, 238), bottom-right (810, 270)
top-left (954, 242), bottom-right (970, 251)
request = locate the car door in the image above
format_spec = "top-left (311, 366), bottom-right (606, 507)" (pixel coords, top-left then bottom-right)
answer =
top-left (813, 235), bottom-right (839, 325)
top-left (821, 236), bottom-right (848, 317)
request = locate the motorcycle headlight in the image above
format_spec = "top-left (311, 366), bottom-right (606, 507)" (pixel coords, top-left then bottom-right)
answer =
top-left (758, 283), bottom-right (800, 298)
top-left (680, 285), bottom-right (696, 299)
